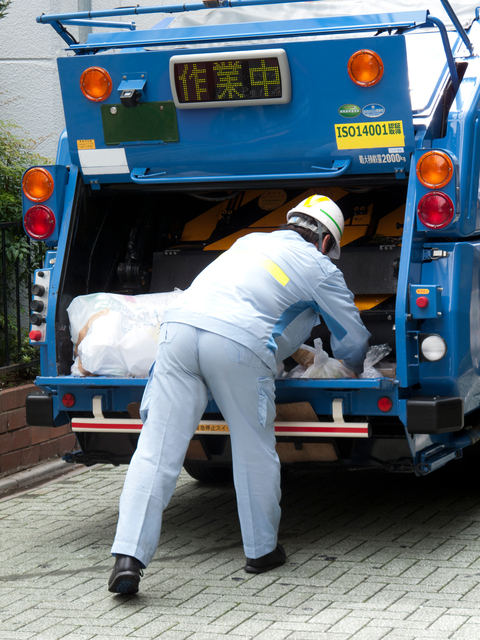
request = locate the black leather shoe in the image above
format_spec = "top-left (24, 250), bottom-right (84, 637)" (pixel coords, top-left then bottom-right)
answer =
top-left (244, 543), bottom-right (286, 574)
top-left (108, 554), bottom-right (143, 594)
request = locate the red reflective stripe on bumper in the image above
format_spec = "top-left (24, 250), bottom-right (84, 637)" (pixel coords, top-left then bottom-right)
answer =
top-left (72, 420), bottom-right (142, 433)
top-left (275, 426), bottom-right (369, 435)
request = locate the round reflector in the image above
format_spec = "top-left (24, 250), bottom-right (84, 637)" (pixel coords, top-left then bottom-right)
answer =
top-left (417, 192), bottom-right (454, 229)
top-left (22, 167), bottom-right (54, 202)
top-left (62, 393), bottom-right (76, 408)
top-left (24, 205), bottom-right (56, 240)
top-left (348, 50), bottom-right (384, 87)
top-left (378, 397), bottom-right (393, 412)
top-left (80, 67), bottom-right (112, 102)
top-left (416, 151), bottom-right (453, 188)
top-left (421, 335), bottom-right (447, 362)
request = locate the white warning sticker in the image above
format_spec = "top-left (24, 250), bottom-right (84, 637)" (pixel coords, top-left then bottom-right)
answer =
top-left (78, 148), bottom-right (129, 175)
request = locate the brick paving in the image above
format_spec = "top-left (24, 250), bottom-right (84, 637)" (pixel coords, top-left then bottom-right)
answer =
top-left (2, 457), bottom-right (480, 639)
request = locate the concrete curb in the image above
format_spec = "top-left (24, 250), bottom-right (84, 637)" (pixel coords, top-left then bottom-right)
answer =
top-left (0, 458), bottom-right (83, 496)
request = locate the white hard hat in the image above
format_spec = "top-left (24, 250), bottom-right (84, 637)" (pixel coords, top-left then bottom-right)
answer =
top-left (287, 195), bottom-right (344, 259)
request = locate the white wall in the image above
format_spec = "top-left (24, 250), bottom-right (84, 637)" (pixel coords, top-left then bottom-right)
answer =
top-left (0, 1), bottom-right (180, 161)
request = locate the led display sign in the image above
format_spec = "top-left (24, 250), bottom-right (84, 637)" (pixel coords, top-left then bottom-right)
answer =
top-left (169, 49), bottom-right (291, 109)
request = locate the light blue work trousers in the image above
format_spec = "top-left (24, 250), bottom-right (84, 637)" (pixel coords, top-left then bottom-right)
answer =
top-left (111, 322), bottom-right (281, 567)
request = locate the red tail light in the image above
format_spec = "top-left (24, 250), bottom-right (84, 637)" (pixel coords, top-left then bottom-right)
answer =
top-left (417, 192), bottom-right (454, 229)
top-left (24, 205), bottom-right (56, 240)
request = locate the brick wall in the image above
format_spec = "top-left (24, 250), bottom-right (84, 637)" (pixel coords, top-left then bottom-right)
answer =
top-left (0, 384), bottom-right (77, 477)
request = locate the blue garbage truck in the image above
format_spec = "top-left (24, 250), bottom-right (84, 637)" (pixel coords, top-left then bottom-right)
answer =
top-left (22, 0), bottom-right (480, 480)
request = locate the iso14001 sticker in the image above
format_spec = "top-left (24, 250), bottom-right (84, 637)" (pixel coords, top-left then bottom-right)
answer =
top-left (335, 121), bottom-right (405, 150)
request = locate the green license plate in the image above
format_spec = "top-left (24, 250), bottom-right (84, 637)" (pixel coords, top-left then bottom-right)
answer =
top-left (101, 101), bottom-right (179, 145)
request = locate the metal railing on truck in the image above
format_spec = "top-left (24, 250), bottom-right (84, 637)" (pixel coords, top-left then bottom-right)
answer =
top-left (0, 221), bottom-right (39, 375)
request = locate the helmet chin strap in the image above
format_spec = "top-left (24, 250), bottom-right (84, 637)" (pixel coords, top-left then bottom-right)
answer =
top-left (317, 222), bottom-right (323, 251)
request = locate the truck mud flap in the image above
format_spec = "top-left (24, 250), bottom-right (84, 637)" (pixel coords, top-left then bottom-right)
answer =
top-left (406, 396), bottom-right (464, 434)
top-left (26, 390), bottom-right (69, 428)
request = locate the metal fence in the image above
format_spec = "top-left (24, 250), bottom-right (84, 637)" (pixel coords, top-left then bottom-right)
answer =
top-left (0, 220), bottom-right (39, 374)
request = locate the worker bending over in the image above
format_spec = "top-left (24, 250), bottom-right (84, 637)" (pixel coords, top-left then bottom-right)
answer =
top-left (108, 194), bottom-right (370, 594)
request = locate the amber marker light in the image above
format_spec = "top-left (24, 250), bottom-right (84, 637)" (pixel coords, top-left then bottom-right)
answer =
top-left (348, 50), bottom-right (384, 87)
top-left (80, 66), bottom-right (112, 102)
top-left (417, 151), bottom-right (454, 189)
top-left (22, 167), bottom-right (54, 202)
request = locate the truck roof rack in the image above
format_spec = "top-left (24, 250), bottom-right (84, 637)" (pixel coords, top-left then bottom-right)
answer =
top-left (37, 1), bottom-right (473, 95)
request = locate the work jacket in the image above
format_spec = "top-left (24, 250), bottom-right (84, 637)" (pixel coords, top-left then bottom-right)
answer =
top-left (163, 230), bottom-right (370, 374)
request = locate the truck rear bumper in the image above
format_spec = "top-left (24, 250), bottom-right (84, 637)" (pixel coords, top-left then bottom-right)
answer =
top-left (29, 375), bottom-right (399, 429)
top-left (71, 396), bottom-right (370, 438)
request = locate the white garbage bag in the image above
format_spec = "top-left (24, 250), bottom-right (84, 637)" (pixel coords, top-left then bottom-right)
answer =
top-left (67, 290), bottom-right (182, 377)
top-left (278, 340), bottom-right (393, 380)
top-left (301, 338), bottom-right (355, 379)
top-left (284, 364), bottom-right (308, 379)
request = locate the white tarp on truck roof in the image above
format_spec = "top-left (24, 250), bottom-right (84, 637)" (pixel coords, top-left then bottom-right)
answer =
top-left (167, 1), bottom-right (478, 30)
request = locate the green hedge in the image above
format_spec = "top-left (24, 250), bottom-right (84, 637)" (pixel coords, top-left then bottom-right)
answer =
top-left (0, 121), bottom-right (50, 372)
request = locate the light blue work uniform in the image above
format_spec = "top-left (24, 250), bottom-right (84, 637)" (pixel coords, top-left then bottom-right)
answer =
top-left (111, 230), bottom-right (370, 566)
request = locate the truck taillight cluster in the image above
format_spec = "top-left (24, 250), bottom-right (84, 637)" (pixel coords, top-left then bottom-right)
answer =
top-left (416, 151), bottom-right (455, 229)
top-left (22, 167), bottom-right (56, 240)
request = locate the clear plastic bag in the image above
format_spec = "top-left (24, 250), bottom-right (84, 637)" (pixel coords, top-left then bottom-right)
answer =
top-left (301, 338), bottom-right (355, 379)
top-left (359, 343), bottom-right (392, 379)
